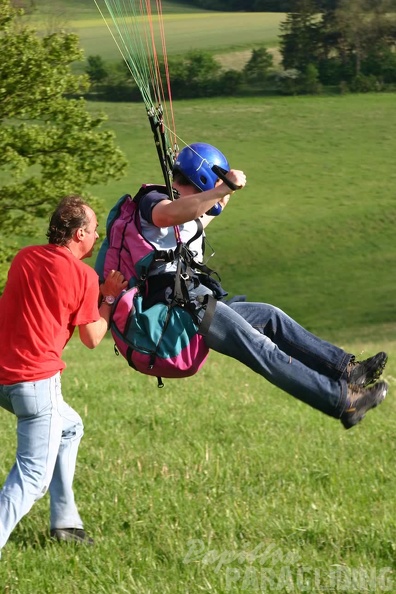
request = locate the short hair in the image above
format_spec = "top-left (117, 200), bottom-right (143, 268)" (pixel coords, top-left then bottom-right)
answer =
top-left (172, 170), bottom-right (195, 187)
top-left (46, 195), bottom-right (90, 246)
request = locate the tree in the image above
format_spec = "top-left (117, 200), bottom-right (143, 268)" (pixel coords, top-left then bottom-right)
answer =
top-left (169, 51), bottom-right (222, 98)
top-left (86, 55), bottom-right (109, 84)
top-left (0, 0), bottom-right (127, 287)
top-left (243, 46), bottom-right (273, 85)
top-left (333, 0), bottom-right (396, 78)
top-left (280, 0), bottom-right (396, 88)
top-left (10, 0), bottom-right (35, 12)
top-left (188, 0), bottom-right (294, 10)
top-left (279, 0), bottom-right (324, 71)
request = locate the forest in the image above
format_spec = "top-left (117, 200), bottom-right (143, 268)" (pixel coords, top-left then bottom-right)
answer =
top-left (189, 0), bottom-right (343, 12)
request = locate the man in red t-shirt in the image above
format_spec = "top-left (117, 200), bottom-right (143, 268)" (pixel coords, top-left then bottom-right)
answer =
top-left (0, 195), bottom-right (127, 554)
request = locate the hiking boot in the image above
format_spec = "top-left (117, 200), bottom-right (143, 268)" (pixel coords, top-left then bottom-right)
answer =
top-left (50, 528), bottom-right (94, 545)
top-left (341, 381), bottom-right (388, 430)
top-left (347, 351), bottom-right (388, 388)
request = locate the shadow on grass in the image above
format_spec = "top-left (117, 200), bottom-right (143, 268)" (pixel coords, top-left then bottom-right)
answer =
top-left (8, 526), bottom-right (53, 552)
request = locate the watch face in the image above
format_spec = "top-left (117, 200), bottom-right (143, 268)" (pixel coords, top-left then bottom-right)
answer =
top-left (105, 295), bottom-right (115, 305)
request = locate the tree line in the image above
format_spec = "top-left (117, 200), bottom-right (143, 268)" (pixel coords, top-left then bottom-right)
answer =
top-left (86, 0), bottom-right (396, 99)
top-left (188, 0), bottom-right (338, 11)
top-left (281, 0), bottom-right (396, 92)
top-left (85, 48), bottom-right (276, 102)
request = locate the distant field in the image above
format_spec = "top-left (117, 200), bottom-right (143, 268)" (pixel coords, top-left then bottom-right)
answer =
top-left (33, 0), bottom-right (209, 17)
top-left (24, 4), bottom-right (283, 64)
top-left (75, 13), bottom-right (281, 62)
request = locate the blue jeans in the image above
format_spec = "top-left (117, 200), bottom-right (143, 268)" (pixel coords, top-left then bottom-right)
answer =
top-left (0, 373), bottom-right (84, 551)
top-left (204, 301), bottom-right (351, 418)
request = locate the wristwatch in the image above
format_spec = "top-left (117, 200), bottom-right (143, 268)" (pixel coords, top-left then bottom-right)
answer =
top-left (103, 295), bottom-right (115, 306)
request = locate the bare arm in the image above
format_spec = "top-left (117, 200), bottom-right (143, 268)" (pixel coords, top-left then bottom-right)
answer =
top-left (78, 270), bottom-right (128, 349)
top-left (78, 302), bottom-right (114, 349)
top-left (152, 170), bottom-right (246, 227)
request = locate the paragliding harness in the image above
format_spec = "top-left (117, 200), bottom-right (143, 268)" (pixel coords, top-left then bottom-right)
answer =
top-left (95, 184), bottom-right (227, 388)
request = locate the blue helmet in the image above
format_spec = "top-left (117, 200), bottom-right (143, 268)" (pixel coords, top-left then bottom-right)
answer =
top-left (173, 142), bottom-right (230, 192)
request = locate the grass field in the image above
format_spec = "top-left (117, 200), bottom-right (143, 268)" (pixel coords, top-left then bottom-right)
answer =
top-left (0, 337), bottom-right (395, 593)
top-left (34, 0), bottom-right (210, 18)
top-left (24, 2), bottom-right (283, 65)
top-left (1, 91), bottom-right (396, 593)
top-left (2, 2), bottom-right (396, 590)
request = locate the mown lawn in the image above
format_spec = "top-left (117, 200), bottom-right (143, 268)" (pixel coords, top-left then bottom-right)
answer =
top-left (0, 334), bottom-right (395, 593)
top-left (2, 76), bottom-right (396, 594)
top-left (24, 3), bottom-right (283, 64)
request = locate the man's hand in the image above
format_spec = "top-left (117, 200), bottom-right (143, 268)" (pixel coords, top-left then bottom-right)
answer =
top-left (100, 269), bottom-right (128, 299)
top-left (79, 270), bottom-right (128, 349)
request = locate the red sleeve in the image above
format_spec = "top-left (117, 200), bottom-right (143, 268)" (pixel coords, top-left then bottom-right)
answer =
top-left (70, 266), bottom-right (101, 326)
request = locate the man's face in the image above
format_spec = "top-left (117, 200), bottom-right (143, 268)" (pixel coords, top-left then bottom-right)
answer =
top-left (80, 206), bottom-right (99, 259)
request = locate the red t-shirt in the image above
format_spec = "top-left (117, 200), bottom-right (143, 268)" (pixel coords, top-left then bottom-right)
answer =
top-left (0, 244), bottom-right (100, 384)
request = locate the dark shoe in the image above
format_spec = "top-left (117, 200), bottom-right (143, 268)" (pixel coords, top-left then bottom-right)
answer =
top-left (50, 528), bottom-right (94, 545)
top-left (347, 351), bottom-right (388, 387)
top-left (341, 381), bottom-right (388, 429)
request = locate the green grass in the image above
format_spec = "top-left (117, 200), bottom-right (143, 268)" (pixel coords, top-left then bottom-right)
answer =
top-left (2, 2), bottom-right (396, 591)
top-left (0, 336), bottom-right (396, 593)
top-left (23, 4), bottom-right (283, 64)
top-left (33, 0), bottom-right (210, 18)
top-left (2, 78), bottom-right (396, 594)
top-left (70, 14), bottom-right (280, 65)
top-left (85, 93), bottom-right (396, 340)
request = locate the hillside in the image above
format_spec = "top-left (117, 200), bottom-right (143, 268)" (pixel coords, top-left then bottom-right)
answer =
top-left (32, 0), bottom-right (209, 16)
top-left (23, 2), bottom-right (283, 64)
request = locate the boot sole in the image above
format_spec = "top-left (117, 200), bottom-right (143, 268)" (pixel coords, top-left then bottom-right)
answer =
top-left (351, 352), bottom-right (388, 388)
top-left (341, 381), bottom-right (388, 429)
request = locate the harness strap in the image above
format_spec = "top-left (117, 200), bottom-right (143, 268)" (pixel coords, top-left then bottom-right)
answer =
top-left (155, 248), bottom-right (177, 262)
top-left (186, 217), bottom-right (204, 247)
top-left (173, 244), bottom-right (190, 304)
top-left (198, 295), bottom-right (217, 336)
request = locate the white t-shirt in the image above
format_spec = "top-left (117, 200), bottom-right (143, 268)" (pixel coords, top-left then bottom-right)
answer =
top-left (139, 189), bottom-right (205, 277)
